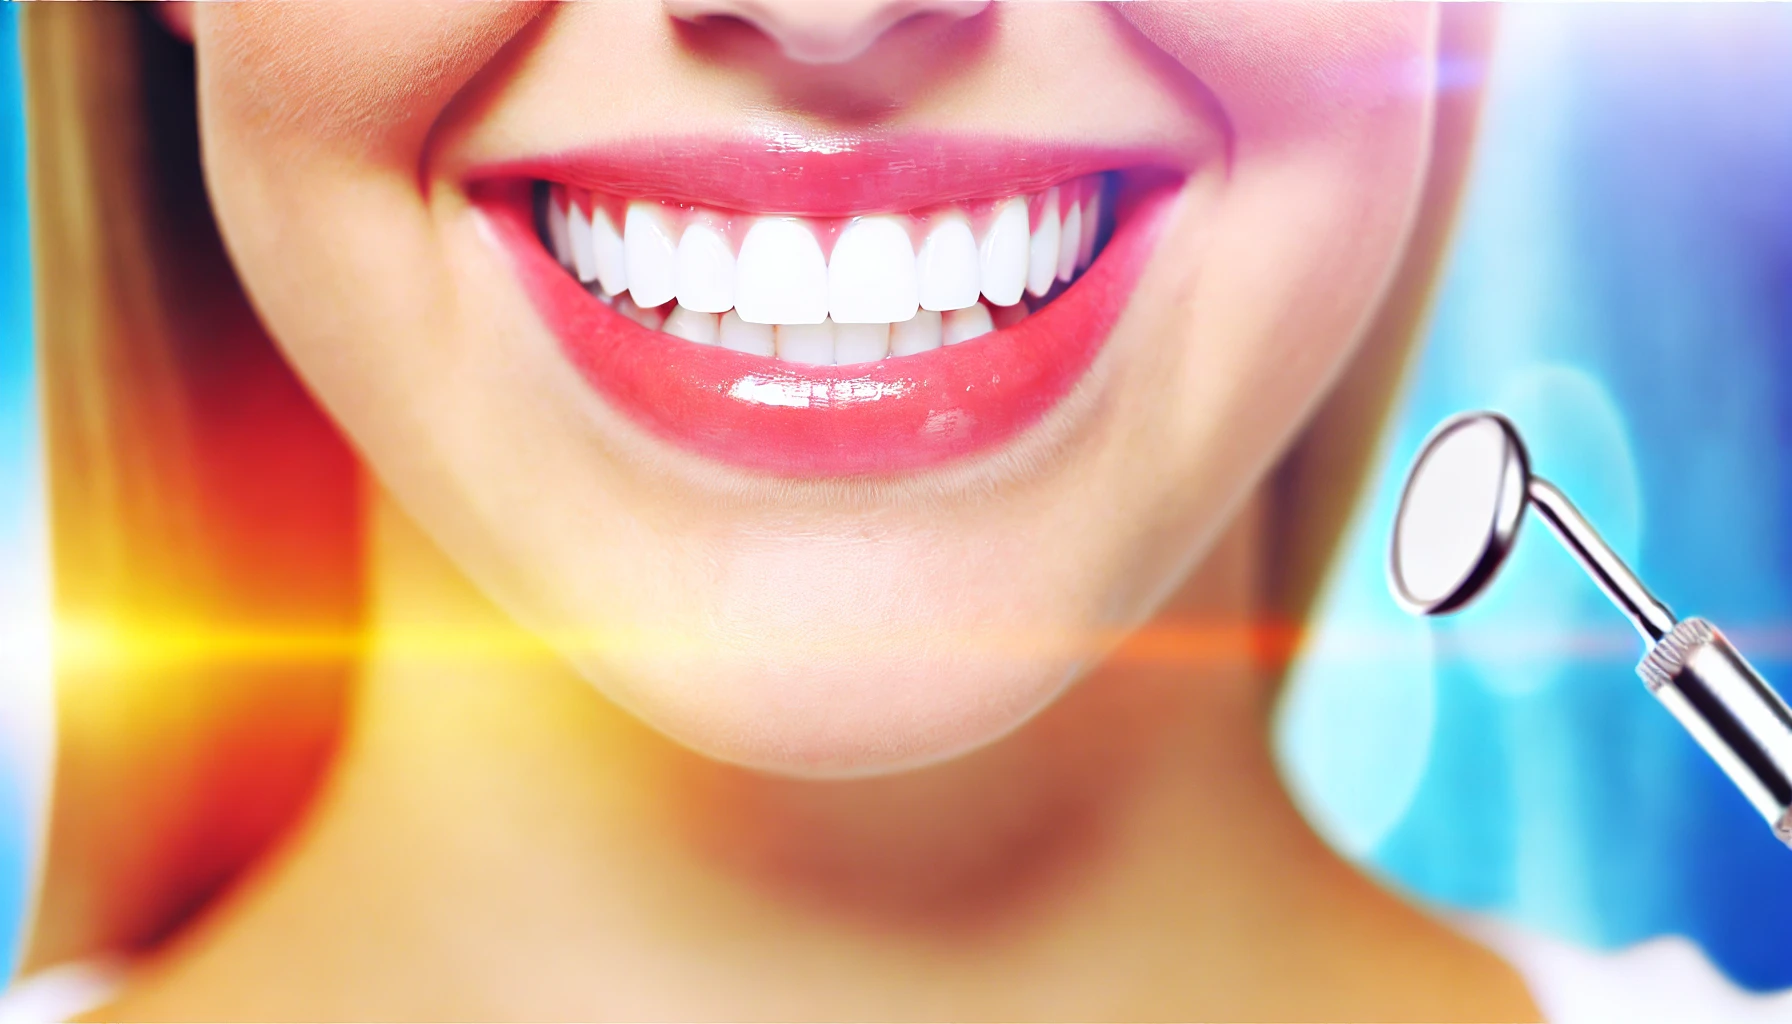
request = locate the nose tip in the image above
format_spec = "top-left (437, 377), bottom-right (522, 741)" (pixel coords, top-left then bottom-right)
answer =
top-left (664, 0), bottom-right (990, 64)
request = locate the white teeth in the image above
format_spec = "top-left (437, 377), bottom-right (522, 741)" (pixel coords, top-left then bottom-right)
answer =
top-left (834, 322), bottom-right (890, 365)
top-left (1056, 197), bottom-right (1081, 283)
top-left (623, 202), bottom-right (678, 309)
top-left (675, 222), bottom-right (735, 314)
top-left (979, 197), bottom-right (1029, 307)
top-left (663, 304), bottom-right (720, 345)
top-left (736, 218), bottom-right (829, 325)
top-left (828, 216), bottom-right (919, 324)
top-left (551, 176), bottom-right (1111, 362)
top-left (775, 320), bottom-right (836, 365)
top-left (718, 310), bottom-right (775, 356)
top-left (615, 294), bottom-right (667, 332)
top-left (1078, 191), bottom-right (1101, 270)
top-left (568, 192), bottom-right (600, 284)
top-left (942, 304), bottom-right (994, 345)
top-left (916, 215), bottom-right (981, 312)
top-left (1026, 187), bottom-right (1061, 299)
top-left (889, 309), bottom-right (943, 356)
top-left (590, 204), bottom-right (629, 296)
top-left (547, 185), bottom-right (575, 270)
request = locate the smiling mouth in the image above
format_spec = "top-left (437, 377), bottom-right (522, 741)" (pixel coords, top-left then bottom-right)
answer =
top-left (473, 137), bottom-right (1179, 477)
top-left (535, 175), bottom-right (1114, 363)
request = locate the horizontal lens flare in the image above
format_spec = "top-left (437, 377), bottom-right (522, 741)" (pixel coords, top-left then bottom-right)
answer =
top-left (535, 174), bottom-right (1115, 367)
top-left (53, 615), bottom-right (1333, 671)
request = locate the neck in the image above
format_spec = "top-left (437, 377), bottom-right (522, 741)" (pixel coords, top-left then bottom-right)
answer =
top-left (112, 488), bottom-right (1534, 1020)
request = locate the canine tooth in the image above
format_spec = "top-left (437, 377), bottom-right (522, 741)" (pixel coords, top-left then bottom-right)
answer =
top-left (569, 191), bottom-right (601, 284)
top-left (615, 294), bottom-right (667, 331)
top-left (547, 185), bottom-right (575, 270)
top-left (591, 204), bottom-right (629, 296)
top-left (624, 202), bottom-right (678, 308)
top-left (1057, 198), bottom-right (1081, 283)
top-left (675, 222), bottom-right (735, 313)
top-left (663, 305), bottom-right (720, 345)
top-left (1078, 190), bottom-right (1101, 269)
top-left (1026, 187), bottom-right (1061, 298)
top-left (979, 197), bottom-right (1029, 307)
top-left (916, 215), bottom-right (980, 312)
top-left (776, 320), bottom-right (835, 364)
top-left (834, 322), bottom-right (890, 365)
top-left (828, 216), bottom-right (918, 324)
top-left (718, 310), bottom-right (775, 356)
top-left (736, 218), bottom-right (828, 325)
top-left (889, 309), bottom-right (942, 356)
top-left (942, 304), bottom-right (994, 345)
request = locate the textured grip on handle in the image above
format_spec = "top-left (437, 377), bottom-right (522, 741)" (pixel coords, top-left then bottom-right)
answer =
top-left (1637, 617), bottom-right (1792, 848)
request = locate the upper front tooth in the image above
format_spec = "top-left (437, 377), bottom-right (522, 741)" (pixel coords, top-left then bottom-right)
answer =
top-left (1056, 196), bottom-right (1081, 283)
top-left (916, 214), bottom-right (980, 312)
top-left (547, 185), bottom-right (575, 270)
top-left (624, 202), bottom-right (678, 308)
top-left (1026, 187), bottom-right (1061, 298)
top-left (590, 204), bottom-right (629, 296)
top-left (829, 216), bottom-right (919, 324)
top-left (675, 221), bottom-right (735, 313)
top-left (736, 218), bottom-right (829, 325)
top-left (979, 197), bottom-right (1029, 307)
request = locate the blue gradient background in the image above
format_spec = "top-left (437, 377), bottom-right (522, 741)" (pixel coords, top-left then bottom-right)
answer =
top-left (4, 1), bottom-right (1792, 996)
top-left (0, 3), bottom-right (42, 989)
top-left (1276, 1), bottom-right (1792, 994)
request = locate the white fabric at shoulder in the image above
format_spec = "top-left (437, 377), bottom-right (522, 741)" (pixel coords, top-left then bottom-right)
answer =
top-left (1457, 914), bottom-right (1792, 1023)
top-left (0, 959), bottom-right (126, 1024)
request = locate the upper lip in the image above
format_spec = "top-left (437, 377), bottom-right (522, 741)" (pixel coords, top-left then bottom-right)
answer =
top-left (463, 129), bottom-right (1187, 216)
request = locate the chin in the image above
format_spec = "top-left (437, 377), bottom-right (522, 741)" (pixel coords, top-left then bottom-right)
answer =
top-left (593, 641), bottom-right (1078, 777)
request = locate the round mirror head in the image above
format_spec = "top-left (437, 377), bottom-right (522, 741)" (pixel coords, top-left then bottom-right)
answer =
top-left (1389, 411), bottom-right (1531, 616)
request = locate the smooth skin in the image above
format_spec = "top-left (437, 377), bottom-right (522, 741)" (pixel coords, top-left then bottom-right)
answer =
top-left (100, 3), bottom-right (1538, 1018)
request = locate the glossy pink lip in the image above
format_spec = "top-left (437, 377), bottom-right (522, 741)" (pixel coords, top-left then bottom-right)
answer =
top-left (469, 140), bottom-right (1180, 477)
top-left (471, 132), bottom-right (1183, 216)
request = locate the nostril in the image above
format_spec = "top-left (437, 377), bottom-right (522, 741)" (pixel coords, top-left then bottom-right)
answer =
top-left (664, 0), bottom-right (989, 65)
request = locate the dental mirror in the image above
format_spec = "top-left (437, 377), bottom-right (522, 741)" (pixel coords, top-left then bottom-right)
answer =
top-left (1388, 412), bottom-right (1531, 616)
top-left (1389, 410), bottom-right (1792, 849)
top-left (1389, 410), bottom-right (1676, 640)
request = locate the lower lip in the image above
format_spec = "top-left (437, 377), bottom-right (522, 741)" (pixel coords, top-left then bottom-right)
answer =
top-left (479, 180), bottom-right (1174, 477)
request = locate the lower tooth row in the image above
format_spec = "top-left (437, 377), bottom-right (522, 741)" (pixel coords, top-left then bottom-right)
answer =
top-left (607, 299), bottom-right (1014, 365)
top-left (540, 175), bottom-right (1110, 355)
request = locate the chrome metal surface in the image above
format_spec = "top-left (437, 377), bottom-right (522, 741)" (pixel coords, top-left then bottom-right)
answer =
top-left (1391, 409), bottom-right (1792, 851)
top-left (1642, 618), bottom-right (1792, 847)
top-left (1528, 477), bottom-right (1677, 642)
top-left (1388, 412), bottom-right (1531, 615)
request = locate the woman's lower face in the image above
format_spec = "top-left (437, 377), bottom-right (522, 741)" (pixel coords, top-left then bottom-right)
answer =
top-left (193, 2), bottom-right (1438, 775)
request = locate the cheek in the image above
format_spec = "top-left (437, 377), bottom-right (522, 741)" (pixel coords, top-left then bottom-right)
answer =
top-left (1095, 7), bottom-right (1439, 612)
top-left (197, 3), bottom-right (545, 164)
top-left (191, 3), bottom-right (551, 510)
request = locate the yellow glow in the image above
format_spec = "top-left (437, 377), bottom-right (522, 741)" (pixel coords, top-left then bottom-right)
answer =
top-left (59, 614), bottom-right (1774, 678)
